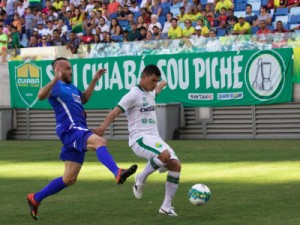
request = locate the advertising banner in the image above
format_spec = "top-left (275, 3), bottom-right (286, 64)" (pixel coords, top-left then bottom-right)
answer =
top-left (9, 48), bottom-right (293, 109)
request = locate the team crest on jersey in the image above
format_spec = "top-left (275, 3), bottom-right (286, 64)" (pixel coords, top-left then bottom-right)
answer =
top-left (72, 93), bottom-right (81, 103)
top-left (155, 142), bottom-right (162, 148)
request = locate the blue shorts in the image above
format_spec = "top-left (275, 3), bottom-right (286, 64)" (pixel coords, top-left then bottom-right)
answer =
top-left (59, 127), bottom-right (93, 164)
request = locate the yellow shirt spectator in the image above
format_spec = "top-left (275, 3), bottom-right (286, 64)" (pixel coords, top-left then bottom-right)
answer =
top-left (233, 21), bottom-right (251, 34)
top-left (199, 26), bottom-right (209, 36)
top-left (188, 12), bottom-right (202, 22)
top-left (183, 26), bottom-right (195, 37)
top-left (215, 0), bottom-right (233, 12)
top-left (177, 13), bottom-right (190, 22)
top-left (53, 1), bottom-right (63, 10)
top-left (168, 26), bottom-right (183, 39)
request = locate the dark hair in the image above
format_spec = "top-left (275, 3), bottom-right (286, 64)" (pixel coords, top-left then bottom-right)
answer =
top-left (246, 4), bottom-right (252, 8)
top-left (52, 57), bottom-right (68, 69)
top-left (142, 65), bottom-right (161, 77)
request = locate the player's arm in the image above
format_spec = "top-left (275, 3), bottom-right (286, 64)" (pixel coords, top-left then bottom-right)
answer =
top-left (155, 80), bottom-right (167, 96)
top-left (81, 68), bottom-right (107, 104)
top-left (93, 106), bottom-right (123, 136)
top-left (37, 61), bottom-right (63, 100)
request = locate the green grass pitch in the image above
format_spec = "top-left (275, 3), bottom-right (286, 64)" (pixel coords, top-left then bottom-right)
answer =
top-left (0, 140), bottom-right (300, 225)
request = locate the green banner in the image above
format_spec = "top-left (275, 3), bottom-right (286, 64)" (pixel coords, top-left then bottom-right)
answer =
top-left (9, 49), bottom-right (293, 109)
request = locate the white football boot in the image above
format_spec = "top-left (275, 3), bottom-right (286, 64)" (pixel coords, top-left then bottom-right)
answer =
top-left (133, 174), bottom-right (144, 199)
top-left (159, 207), bottom-right (178, 216)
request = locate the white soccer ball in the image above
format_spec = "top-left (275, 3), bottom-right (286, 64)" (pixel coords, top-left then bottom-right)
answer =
top-left (188, 184), bottom-right (211, 206)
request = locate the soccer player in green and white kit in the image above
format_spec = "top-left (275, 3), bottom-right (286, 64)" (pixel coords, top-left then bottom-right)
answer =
top-left (94, 64), bottom-right (181, 216)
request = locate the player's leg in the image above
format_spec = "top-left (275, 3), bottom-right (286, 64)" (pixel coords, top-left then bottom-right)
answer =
top-left (86, 133), bottom-right (137, 184)
top-left (159, 158), bottom-right (181, 216)
top-left (27, 160), bottom-right (82, 220)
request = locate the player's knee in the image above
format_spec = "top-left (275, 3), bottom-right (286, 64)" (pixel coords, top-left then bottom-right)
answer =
top-left (168, 159), bottom-right (181, 172)
top-left (63, 176), bottom-right (78, 186)
top-left (158, 150), bottom-right (171, 163)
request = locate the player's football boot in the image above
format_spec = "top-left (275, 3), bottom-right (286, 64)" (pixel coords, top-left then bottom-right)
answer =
top-left (116, 164), bottom-right (137, 184)
top-left (133, 174), bottom-right (144, 199)
top-left (159, 207), bottom-right (178, 216)
top-left (27, 193), bottom-right (40, 220)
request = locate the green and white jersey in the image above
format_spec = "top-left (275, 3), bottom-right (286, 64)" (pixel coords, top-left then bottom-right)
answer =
top-left (118, 85), bottom-right (159, 146)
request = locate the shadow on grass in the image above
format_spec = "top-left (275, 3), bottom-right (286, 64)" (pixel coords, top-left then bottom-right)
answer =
top-left (1, 140), bottom-right (300, 163)
top-left (0, 178), bottom-right (299, 225)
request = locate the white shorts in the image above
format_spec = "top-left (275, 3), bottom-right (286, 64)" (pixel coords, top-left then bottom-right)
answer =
top-left (130, 135), bottom-right (179, 161)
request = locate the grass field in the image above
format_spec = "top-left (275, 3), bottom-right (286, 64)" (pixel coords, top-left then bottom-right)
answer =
top-left (0, 140), bottom-right (300, 225)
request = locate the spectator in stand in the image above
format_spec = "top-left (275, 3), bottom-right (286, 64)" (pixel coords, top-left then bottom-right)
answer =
top-left (70, 8), bottom-right (83, 34)
top-left (244, 4), bottom-right (258, 27)
top-left (162, 12), bottom-right (172, 34)
top-left (122, 29), bottom-right (129, 41)
top-left (57, 19), bottom-right (68, 39)
top-left (151, 0), bottom-right (162, 17)
top-left (107, 0), bottom-right (120, 15)
top-left (152, 25), bottom-right (161, 39)
top-left (285, 0), bottom-right (300, 8)
top-left (138, 26), bottom-right (147, 40)
top-left (226, 16), bottom-right (237, 35)
top-left (183, 19), bottom-right (195, 38)
top-left (117, 4), bottom-right (132, 20)
top-left (27, 35), bottom-right (38, 47)
top-left (101, 31), bottom-right (112, 43)
top-left (0, 19), bottom-right (10, 35)
top-left (39, 12), bottom-right (48, 27)
top-left (39, 35), bottom-right (52, 47)
top-left (214, 0), bottom-right (234, 13)
top-left (101, 3), bottom-right (109, 19)
top-left (0, 25), bottom-right (8, 62)
top-left (80, 0), bottom-right (88, 12)
top-left (88, 11), bottom-right (97, 27)
top-left (99, 16), bottom-right (110, 33)
top-left (191, 0), bottom-right (202, 12)
top-left (141, 0), bottom-right (152, 11)
top-left (81, 26), bottom-right (94, 43)
top-left (129, 0), bottom-right (140, 13)
top-left (274, 20), bottom-right (288, 33)
top-left (177, 6), bottom-right (189, 23)
top-left (9, 25), bottom-right (20, 50)
top-left (256, 20), bottom-right (272, 42)
top-left (128, 22), bottom-right (140, 41)
top-left (188, 25), bottom-right (206, 48)
top-left (196, 18), bottom-right (209, 37)
top-left (110, 18), bottom-right (122, 35)
top-left (6, 0), bottom-right (15, 23)
top-left (256, 6), bottom-right (272, 26)
top-left (140, 7), bottom-right (151, 24)
top-left (148, 14), bottom-right (162, 33)
top-left (137, 15), bottom-right (148, 30)
top-left (145, 30), bottom-right (153, 41)
top-left (93, 0), bottom-right (101, 12)
top-left (52, 28), bottom-right (67, 45)
top-left (42, 0), bottom-right (52, 14)
top-left (85, 0), bottom-right (94, 15)
top-left (182, 0), bottom-right (192, 14)
top-left (232, 16), bottom-right (251, 35)
top-left (189, 6), bottom-right (202, 22)
top-left (207, 11), bottom-right (215, 28)
top-left (53, 0), bottom-right (64, 11)
top-left (200, 10), bottom-right (211, 29)
top-left (168, 18), bottom-right (182, 39)
top-left (66, 30), bottom-right (80, 53)
top-left (226, 9), bottom-right (238, 26)
top-left (25, 7), bottom-right (36, 41)
top-left (206, 29), bottom-right (221, 51)
top-left (45, 20), bottom-right (55, 36)
top-left (37, 21), bottom-right (48, 36)
top-left (47, 6), bottom-right (59, 21)
top-left (16, 0), bottom-right (26, 18)
top-left (93, 33), bottom-right (100, 43)
top-left (216, 7), bottom-right (227, 29)
top-left (32, 28), bottom-right (41, 41)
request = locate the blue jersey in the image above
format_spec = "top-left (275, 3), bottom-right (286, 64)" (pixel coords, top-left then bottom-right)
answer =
top-left (48, 81), bottom-right (88, 138)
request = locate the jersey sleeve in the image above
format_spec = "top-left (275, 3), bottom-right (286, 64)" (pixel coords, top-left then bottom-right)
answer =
top-left (117, 90), bottom-right (136, 112)
top-left (50, 81), bottom-right (60, 98)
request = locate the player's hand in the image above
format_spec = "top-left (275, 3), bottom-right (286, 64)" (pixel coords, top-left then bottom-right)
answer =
top-left (54, 61), bottom-right (62, 80)
top-left (158, 80), bottom-right (167, 88)
top-left (93, 126), bottom-right (105, 136)
top-left (93, 68), bottom-right (107, 81)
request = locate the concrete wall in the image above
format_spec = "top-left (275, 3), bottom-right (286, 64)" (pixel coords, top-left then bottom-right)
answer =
top-left (0, 63), bottom-right (10, 107)
top-left (0, 109), bottom-right (13, 140)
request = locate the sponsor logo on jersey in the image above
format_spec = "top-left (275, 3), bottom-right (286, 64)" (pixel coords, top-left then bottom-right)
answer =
top-left (155, 142), bottom-right (162, 148)
top-left (72, 93), bottom-right (82, 104)
top-left (15, 62), bottom-right (42, 108)
top-left (140, 106), bottom-right (155, 112)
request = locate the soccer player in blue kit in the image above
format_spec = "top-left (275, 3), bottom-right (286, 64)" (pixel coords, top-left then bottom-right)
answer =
top-left (26, 57), bottom-right (137, 220)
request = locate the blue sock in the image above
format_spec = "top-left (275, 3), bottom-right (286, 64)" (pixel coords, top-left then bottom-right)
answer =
top-left (96, 146), bottom-right (119, 176)
top-left (34, 177), bottom-right (67, 203)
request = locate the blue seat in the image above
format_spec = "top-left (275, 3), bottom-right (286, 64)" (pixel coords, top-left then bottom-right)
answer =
top-left (274, 8), bottom-right (288, 16)
top-left (251, 26), bottom-right (259, 34)
top-left (161, 2), bottom-right (171, 8)
top-left (118, 20), bottom-right (129, 28)
top-left (161, 6), bottom-right (170, 16)
top-left (170, 5), bottom-right (180, 16)
top-left (217, 28), bottom-right (226, 37)
top-left (289, 15), bottom-right (300, 24)
top-left (134, 11), bottom-right (142, 20)
top-left (200, 0), bottom-right (208, 5)
top-left (234, 3), bottom-right (247, 11)
top-left (266, 25), bottom-right (274, 31)
top-left (158, 16), bottom-right (166, 27)
top-left (111, 35), bottom-right (123, 42)
top-left (290, 7), bottom-right (300, 15)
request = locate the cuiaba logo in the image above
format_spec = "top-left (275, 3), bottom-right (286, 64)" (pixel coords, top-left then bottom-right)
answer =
top-left (155, 142), bottom-right (162, 148)
top-left (15, 62), bottom-right (42, 108)
top-left (244, 50), bottom-right (285, 101)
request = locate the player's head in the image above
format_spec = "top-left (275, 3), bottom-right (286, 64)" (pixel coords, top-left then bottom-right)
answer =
top-left (140, 65), bottom-right (161, 91)
top-left (52, 57), bottom-right (72, 84)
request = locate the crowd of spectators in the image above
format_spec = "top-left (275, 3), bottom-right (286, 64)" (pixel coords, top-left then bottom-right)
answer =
top-left (0, 0), bottom-right (300, 61)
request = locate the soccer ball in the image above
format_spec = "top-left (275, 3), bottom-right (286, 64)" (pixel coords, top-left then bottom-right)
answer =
top-left (188, 184), bottom-right (211, 206)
